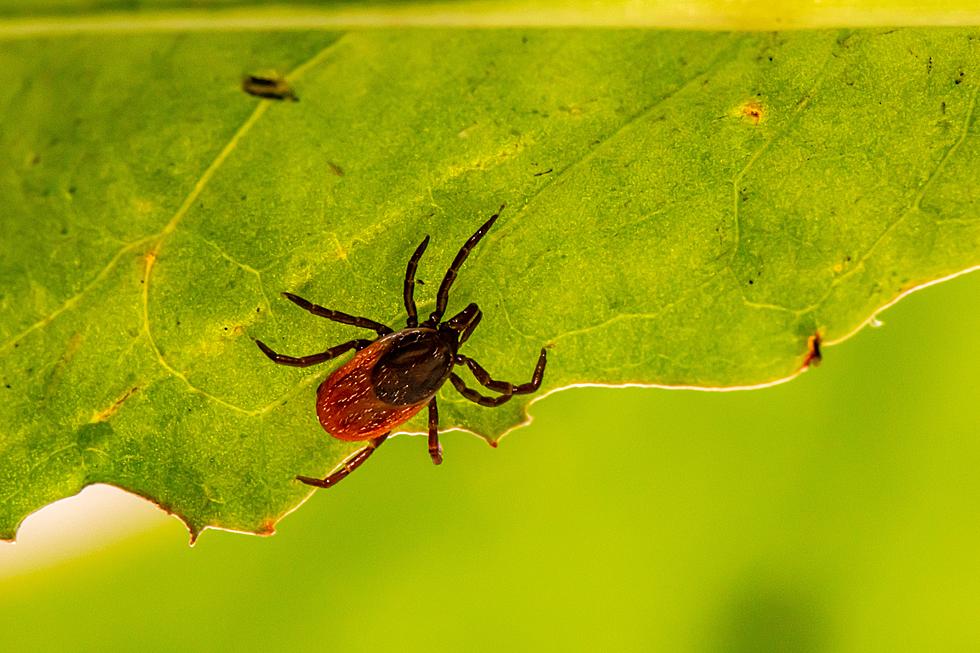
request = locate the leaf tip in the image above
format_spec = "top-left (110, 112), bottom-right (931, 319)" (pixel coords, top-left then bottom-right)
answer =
top-left (258, 520), bottom-right (277, 537)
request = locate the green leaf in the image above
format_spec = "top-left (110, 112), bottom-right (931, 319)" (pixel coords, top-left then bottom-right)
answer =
top-left (1, 24), bottom-right (978, 541)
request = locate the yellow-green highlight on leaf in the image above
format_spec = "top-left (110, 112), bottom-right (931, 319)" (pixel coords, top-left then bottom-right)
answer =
top-left (4, 1), bottom-right (980, 33)
top-left (0, 27), bottom-right (978, 540)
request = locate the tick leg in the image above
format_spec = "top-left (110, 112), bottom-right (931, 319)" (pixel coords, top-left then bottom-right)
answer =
top-left (255, 338), bottom-right (371, 367)
top-left (296, 433), bottom-right (389, 489)
top-left (456, 349), bottom-right (547, 395)
top-left (427, 205), bottom-right (504, 324)
top-left (404, 236), bottom-right (430, 328)
top-left (450, 373), bottom-right (514, 407)
top-left (282, 292), bottom-right (393, 336)
top-left (427, 397), bottom-right (442, 465)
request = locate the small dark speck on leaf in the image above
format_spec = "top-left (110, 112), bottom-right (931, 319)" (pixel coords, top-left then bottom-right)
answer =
top-left (327, 161), bottom-right (344, 176)
top-left (534, 168), bottom-right (553, 177)
top-left (941, 101), bottom-right (947, 114)
top-left (256, 307), bottom-right (261, 312)
top-left (242, 74), bottom-right (298, 102)
top-left (4, 384), bottom-right (11, 389)
top-left (748, 279), bottom-right (754, 285)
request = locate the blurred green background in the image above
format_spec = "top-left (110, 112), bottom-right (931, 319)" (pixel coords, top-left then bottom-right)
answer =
top-left (0, 270), bottom-right (976, 651)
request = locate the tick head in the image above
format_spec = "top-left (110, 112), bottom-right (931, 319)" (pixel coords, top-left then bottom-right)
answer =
top-left (441, 302), bottom-right (482, 345)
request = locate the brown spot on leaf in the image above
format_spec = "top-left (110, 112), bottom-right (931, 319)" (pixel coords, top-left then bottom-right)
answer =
top-left (91, 386), bottom-right (140, 423)
top-left (258, 520), bottom-right (277, 536)
top-left (802, 333), bottom-right (822, 369)
top-left (739, 100), bottom-right (766, 125)
top-left (142, 249), bottom-right (158, 284)
top-left (327, 161), bottom-right (344, 176)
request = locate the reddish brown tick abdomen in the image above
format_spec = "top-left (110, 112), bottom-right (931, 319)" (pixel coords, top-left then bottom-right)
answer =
top-left (315, 337), bottom-right (427, 441)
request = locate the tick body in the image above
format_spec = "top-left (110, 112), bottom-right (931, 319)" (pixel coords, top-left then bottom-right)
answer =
top-left (316, 329), bottom-right (452, 442)
top-left (255, 206), bottom-right (547, 489)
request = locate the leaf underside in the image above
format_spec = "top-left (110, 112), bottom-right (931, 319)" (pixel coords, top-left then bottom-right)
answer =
top-left (1, 26), bottom-right (978, 539)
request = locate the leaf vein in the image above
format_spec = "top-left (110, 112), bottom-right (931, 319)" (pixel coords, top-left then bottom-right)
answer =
top-left (548, 275), bottom-right (721, 345)
top-left (816, 76), bottom-right (980, 305)
top-left (139, 36), bottom-right (349, 412)
top-left (729, 38), bottom-right (841, 269)
top-left (193, 233), bottom-right (275, 317)
top-left (0, 237), bottom-right (152, 353)
top-left (508, 35), bottom-right (740, 228)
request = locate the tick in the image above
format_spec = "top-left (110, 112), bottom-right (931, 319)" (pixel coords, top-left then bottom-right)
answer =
top-left (255, 206), bottom-right (547, 489)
